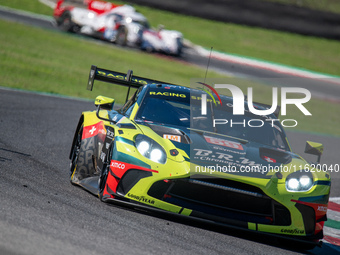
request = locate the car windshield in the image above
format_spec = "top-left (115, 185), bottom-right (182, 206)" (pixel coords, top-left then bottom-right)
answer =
top-left (135, 97), bottom-right (191, 127)
top-left (135, 88), bottom-right (289, 150)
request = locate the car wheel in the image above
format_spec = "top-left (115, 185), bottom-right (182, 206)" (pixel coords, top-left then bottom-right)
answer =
top-left (98, 143), bottom-right (113, 201)
top-left (115, 26), bottom-right (127, 46)
top-left (59, 12), bottom-right (74, 32)
top-left (70, 125), bottom-right (96, 183)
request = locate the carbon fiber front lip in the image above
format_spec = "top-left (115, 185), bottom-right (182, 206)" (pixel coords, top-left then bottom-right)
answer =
top-left (103, 196), bottom-right (322, 247)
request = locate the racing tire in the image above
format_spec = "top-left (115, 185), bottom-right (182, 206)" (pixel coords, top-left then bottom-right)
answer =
top-left (70, 125), bottom-right (96, 183)
top-left (59, 12), bottom-right (74, 33)
top-left (115, 26), bottom-right (127, 46)
top-left (140, 41), bottom-right (154, 53)
top-left (98, 143), bottom-right (113, 201)
top-left (175, 38), bottom-right (183, 57)
top-left (145, 46), bottom-right (154, 53)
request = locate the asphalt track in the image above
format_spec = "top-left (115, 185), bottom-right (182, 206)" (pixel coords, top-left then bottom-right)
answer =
top-left (1, 6), bottom-right (340, 255)
top-left (0, 87), bottom-right (339, 255)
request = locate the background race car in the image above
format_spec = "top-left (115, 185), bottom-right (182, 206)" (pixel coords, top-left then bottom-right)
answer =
top-left (54, 0), bottom-right (183, 52)
top-left (69, 65), bottom-right (331, 250)
top-left (141, 25), bottom-right (183, 56)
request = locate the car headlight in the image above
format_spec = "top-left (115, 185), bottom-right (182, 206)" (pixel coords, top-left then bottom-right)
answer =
top-left (135, 135), bottom-right (167, 164)
top-left (285, 171), bottom-right (313, 192)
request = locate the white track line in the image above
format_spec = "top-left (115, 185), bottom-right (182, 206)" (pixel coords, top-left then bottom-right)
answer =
top-left (39, 0), bottom-right (56, 9)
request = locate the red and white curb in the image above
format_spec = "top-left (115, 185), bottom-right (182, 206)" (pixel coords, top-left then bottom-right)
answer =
top-left (323, 197), bottom-right (340, 246)
top-left (194, 45), bottom-right (340, 83)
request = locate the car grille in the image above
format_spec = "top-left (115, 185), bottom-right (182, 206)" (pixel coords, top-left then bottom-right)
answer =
top-left (148, 177), bottom-right (291, 226)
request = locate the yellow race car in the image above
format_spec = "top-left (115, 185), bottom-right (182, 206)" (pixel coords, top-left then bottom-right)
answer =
top-left (69, 65), bottom-right (330, 249)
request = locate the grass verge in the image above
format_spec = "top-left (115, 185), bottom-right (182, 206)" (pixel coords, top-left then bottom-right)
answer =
top-left (1, 19), bottom-right (339, 137)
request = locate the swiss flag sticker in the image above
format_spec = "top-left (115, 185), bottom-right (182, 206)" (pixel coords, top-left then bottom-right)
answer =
top-left (82, 122), bottom-right (104, 139)
top-left (262, 156), bottom-right (276, 163)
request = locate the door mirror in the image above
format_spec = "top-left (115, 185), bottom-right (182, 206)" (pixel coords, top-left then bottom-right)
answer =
top-left (95, 96), bottom-right (115, 122)
top-left (95, 96), bottom-right (115, 110)
top-left (304, 141), bottom-right (323, 163)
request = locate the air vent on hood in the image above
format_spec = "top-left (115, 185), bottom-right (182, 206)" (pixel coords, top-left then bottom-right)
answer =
top-left (259, 147), bottom-right (292, 164)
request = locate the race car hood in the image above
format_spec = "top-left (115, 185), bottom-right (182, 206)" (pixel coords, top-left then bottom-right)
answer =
top-left (143, 123), bottom-right (304, 179)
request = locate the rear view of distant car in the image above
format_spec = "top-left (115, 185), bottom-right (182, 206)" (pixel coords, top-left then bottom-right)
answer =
top-left (54, 0), bottom-right (183, 55)
top-left (141, 25), bottom-right (183, 56)
top-left (53, 0), bottom-right (148, 46)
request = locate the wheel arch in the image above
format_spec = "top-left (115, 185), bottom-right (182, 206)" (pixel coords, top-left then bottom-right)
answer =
top-left (69, 114), bottom-right (84, 160)
top-left (69, 111), bottom-right (99, 160)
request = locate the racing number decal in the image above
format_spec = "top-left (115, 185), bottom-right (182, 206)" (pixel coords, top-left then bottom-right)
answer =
top-left (205, 136), bottom-right (243, 151)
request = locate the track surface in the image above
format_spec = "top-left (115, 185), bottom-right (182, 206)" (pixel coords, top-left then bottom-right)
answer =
top-left (0, 88), bottom-right (339, 255)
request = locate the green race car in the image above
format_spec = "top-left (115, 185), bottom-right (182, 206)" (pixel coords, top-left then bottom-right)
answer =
top-left (69, 65), bottom-right (330, 249)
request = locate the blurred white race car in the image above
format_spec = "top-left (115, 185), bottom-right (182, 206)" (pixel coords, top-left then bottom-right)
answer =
top-left (141, 25), bottom-right (183, 56)
top-left (54, 0), bottom-right (183, 54)
top-left (54, 0), bottom-right (149, 46)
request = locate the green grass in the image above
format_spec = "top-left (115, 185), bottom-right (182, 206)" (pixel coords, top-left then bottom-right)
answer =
top-left (0, 19), bottom-right (221, 103)
top-left (0, 0), bottom-right (52, 15)
top-left (1, 0), bottom-right (340, 76)
top-left (1, 19), bottom-right (339, 137)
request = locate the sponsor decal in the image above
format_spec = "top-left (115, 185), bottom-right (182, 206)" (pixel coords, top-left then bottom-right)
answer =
top-left (100, 152), bottom-right (106, 162)
top-left (97, 70), bottom-right (151, 85)
top-left (106, 129), bottom-right (114, 139)
top-left (163, 134), bottom-right (181, 142)
top-left (127, 193), bottom-right (155, 204)
top-left (112, 115), bottom-right (118, 122)
top-left (281, 229), bottom-right (305, 235)
top-left (194, 149), bottom-right (261, 169)
top-left (211, 145), bottom-right (246, 155)
top-left (110, 161), bottom-right (126, 170)
top-left (205, 136), bottom-right (243, 150)
top-left (149, 92), bottom-right (186, 98)
top-left (317, 205), bottom-right (327, 212)
top-left (262, 156), bottom-right (277, 163)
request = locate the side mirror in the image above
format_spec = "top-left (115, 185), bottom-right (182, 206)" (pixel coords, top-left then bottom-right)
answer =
top-left (95, 96), bottom-right (115, 110)
top-left (304, 141), bottom-right (323, 164)
top-left (95, 96), bottom-right (115, 122)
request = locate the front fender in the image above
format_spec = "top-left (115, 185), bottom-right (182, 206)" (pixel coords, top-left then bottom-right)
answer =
top-left (69, 110), bottom-right (103, 160)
